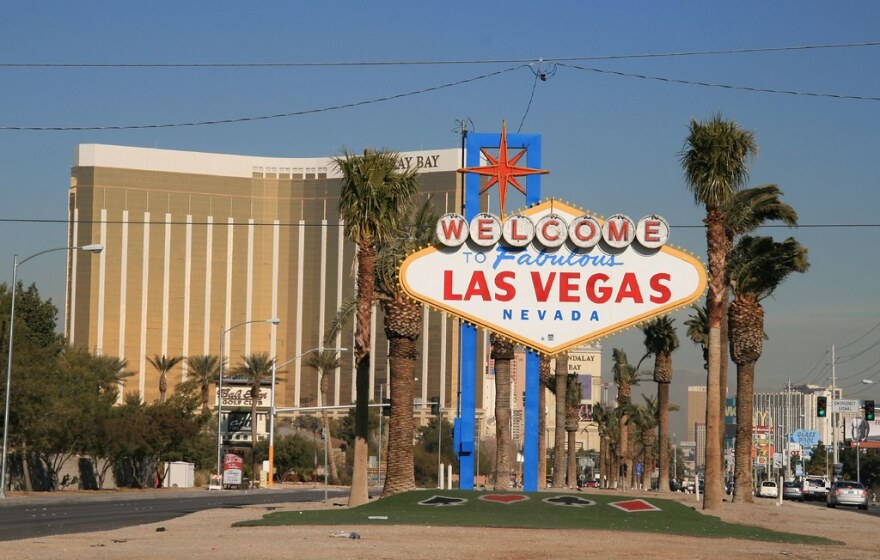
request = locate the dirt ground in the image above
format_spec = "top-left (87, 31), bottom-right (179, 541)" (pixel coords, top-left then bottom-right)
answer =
top-left (2, 488), bottom-right (878, 560)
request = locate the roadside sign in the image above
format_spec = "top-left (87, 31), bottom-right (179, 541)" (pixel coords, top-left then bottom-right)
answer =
top-left (833, 463), bottom-right (843, 476)
top-left (790, 429), bottom-right (820, 447)
top-left (832, 399), bottom-right (860, 413)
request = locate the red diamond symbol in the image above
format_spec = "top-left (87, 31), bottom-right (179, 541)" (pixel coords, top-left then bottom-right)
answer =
top-left (480, 494), bottom-right (530, 504)
top-left (608, 499), bottom-right (661, 512)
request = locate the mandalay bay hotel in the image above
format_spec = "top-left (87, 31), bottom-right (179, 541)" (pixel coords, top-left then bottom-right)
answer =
top-left (64, 143), bottom-right (603, 454)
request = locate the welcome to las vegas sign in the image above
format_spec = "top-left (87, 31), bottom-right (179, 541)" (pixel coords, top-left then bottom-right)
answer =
top-left (399, 200), bottom-right (707, 355)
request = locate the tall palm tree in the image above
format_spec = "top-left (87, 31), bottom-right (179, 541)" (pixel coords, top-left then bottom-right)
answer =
top-left (491, 334), bottom-right (515, 490)
top-left (231, 352), bottom-right (276, 474)
top-left (146, 354), bottom-right (184, 404)
top-left (642, 316), bottom-right (679, 493)
top-left (727, 236), bottom-right (809, 503)
top-left (680, 113), bottom-right (757, 509)
top-left (717, 185), bottom-right (800, 482)
top-left (374, 197), bottom-right (437, 497)
top-left (565, 374), bottom-right (583, 487)
top-left (612, 348), bottom-right (640, 490)
top-left (305, 350), bottom-right (343, 485)
top-left (538, 354), bottom-right (552, 487)
top-left (335, 148), bottom-right (419, 506)
top-left (183, 355), bottom-right (222, 414)
top-left (552, 352), bottom-right (569, 488)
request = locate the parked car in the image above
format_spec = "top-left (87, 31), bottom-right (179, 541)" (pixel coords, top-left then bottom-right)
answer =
top-left (782, 481), bottom-right (804, 502)
top-left (584, 479), bottom-right (600, 489)
top-left (758, 480), bottom-right (778, 498)
top-left (827, 480), bottom-right (869, 510)
top-left (803, 477), bottom-right (829, 501)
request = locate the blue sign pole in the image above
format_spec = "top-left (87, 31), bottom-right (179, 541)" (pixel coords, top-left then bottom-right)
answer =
top-left (458, 130), bottom-right (542, 492)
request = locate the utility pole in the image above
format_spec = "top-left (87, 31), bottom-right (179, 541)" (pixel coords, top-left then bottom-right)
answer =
top-left (780, 377), bottom-right (794, 480)
top-left (831, 344), bottom-right (838, 468)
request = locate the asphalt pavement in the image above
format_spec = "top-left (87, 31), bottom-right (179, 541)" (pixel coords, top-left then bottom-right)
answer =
top-left (0, 486), bottom-right (347, 541)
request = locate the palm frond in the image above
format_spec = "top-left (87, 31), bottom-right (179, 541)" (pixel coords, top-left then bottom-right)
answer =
top-left (727, 235), bottom-right (810, 301)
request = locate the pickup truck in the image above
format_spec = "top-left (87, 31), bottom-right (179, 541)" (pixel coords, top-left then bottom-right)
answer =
top-left (803, 477), bottom-right (829, 501)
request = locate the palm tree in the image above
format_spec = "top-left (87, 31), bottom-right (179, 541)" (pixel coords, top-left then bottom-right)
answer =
top-left (716, 185), bottom-right (800, 480)
top-left (305, 350), bottom-right (343, 485)
top-left (182, 355), bottom-right (222, 414)
top-left (684, 304), bottom-right (709, 371)
top-left (538, 354), bottom-right (552, 487)
top-left (552, 352), bottom-right (569, 488)
top-left (611, 348), bottom-right (640, 490)
top-left (629, 395), bottom-right (658, 490)
top-left (374, 197), bottom-right (437, 497)
top-left (591, 403), bottom-right (612, 488)
top-left (146, 354), bottom-right (184, 404)
top-left (231, 352), bottom-right (276, 474)
top-left (641, 316), bottom-right (679, 493)
top-left (491, 334), bottom-right (515, 490)
top-left (679, 113), bottom-right (757, 509)
top-left (565, 374), bottom-right (583, 487)
top-left (727, 236), bottom-right (809, 503)
top-left (335, 148), bottom-right (419, 506)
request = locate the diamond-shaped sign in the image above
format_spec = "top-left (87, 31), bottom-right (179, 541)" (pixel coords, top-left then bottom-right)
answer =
top-left (400, 200), bottom-right (706, 354)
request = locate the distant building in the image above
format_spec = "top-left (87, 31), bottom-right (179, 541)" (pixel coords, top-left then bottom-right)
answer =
top-left (687, 386), bottom-right (707, 468)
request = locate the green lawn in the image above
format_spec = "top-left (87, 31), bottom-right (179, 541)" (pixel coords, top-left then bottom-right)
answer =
top-left (235, 490), bottom-right (838, 545)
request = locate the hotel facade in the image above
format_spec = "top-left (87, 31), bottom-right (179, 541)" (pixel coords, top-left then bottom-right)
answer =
top-left (65, 144), bottom-right (490, 442)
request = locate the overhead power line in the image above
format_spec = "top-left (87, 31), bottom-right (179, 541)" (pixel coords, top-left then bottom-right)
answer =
top-left (1, 41), bottom-right (878, 67)
top-left (556, 63), bottom-right (880, 102)
top-left (0, 65), bottom-right (528, 131)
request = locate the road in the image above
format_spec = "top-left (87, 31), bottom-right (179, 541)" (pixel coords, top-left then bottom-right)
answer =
top-left (0, 487), bottom-right (347, 541)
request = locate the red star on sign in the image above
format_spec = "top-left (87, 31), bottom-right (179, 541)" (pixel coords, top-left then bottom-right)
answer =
top-left (458, 121), bottom-right (548, 216)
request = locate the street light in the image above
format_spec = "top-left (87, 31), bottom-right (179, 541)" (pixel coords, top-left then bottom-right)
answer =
top-left (215, 317), bottom-right (280, 488)
top-left (268, 346), bottom-right (347, 490)
top-left (2, 243), bottom-right (103, 498)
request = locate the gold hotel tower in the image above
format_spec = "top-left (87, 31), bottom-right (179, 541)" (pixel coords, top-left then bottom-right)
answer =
top-left (66, 144), bottom-right (480, 436)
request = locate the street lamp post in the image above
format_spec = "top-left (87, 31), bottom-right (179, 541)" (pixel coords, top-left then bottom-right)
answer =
top-left (269, 346), bottom-right (347, 493)
top-left (215, 317), bottom-right (280, 488)
top-left (2, 243), bottom-right (103, 498)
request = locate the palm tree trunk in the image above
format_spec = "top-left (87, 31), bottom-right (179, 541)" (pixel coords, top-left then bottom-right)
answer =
top-left (598, 435), bottom-right (607, 488)
top-left (733, 360), bottom-right (756, 503)
top-left (703, 213), bottom-right (726, 510)
top-left (201, 384), bottom-right (209, 415)
top-left (382, 337), bottom-right (417, 496)
top-left (159, 372), bottom-right (167, 404)
top-left (566, 429), bottom-right (577, 486)
top-left (538, 354), bottom-right (550, 488)
top-left (251, 382), bottom-right (260, 480)
top-left (718, 294), bottom-right (730, 496)
top-left (618, 414), bottom-right (629, 491)
top-left (348, 243), bottom-right (374, 507)
top-left (494, 354), bottom-right (513, 490)
top-left (657, 382), bottom-right (671, 493)
top-left (319, 374), bottom-right (339, 485)
top-left (538, 385), bottom-right (547, 487)
top-left (21, 440), bottom-right (33, 492)
top-left (552, 354), bottom-right (568, 488)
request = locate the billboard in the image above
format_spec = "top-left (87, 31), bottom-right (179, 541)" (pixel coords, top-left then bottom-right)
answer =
top-left (849, 418), bottom-right (880, 443)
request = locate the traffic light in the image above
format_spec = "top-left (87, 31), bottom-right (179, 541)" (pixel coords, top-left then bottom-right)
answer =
top-left (817, 396), bottom-right (827, 418)
top-left (430, 396), bottom-right (440, 416)
top-left (865, 400), bottom-right (875, 422)
top-left (382, 398), bottom-right (391, 417)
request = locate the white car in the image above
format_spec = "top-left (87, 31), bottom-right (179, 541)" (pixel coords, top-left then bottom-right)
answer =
top-left (758, 480), bottom-right (779, 498)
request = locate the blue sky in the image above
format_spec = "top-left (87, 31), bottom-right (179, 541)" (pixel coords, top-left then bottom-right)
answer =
top-left (1, 2), bottom-right (879, 431)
